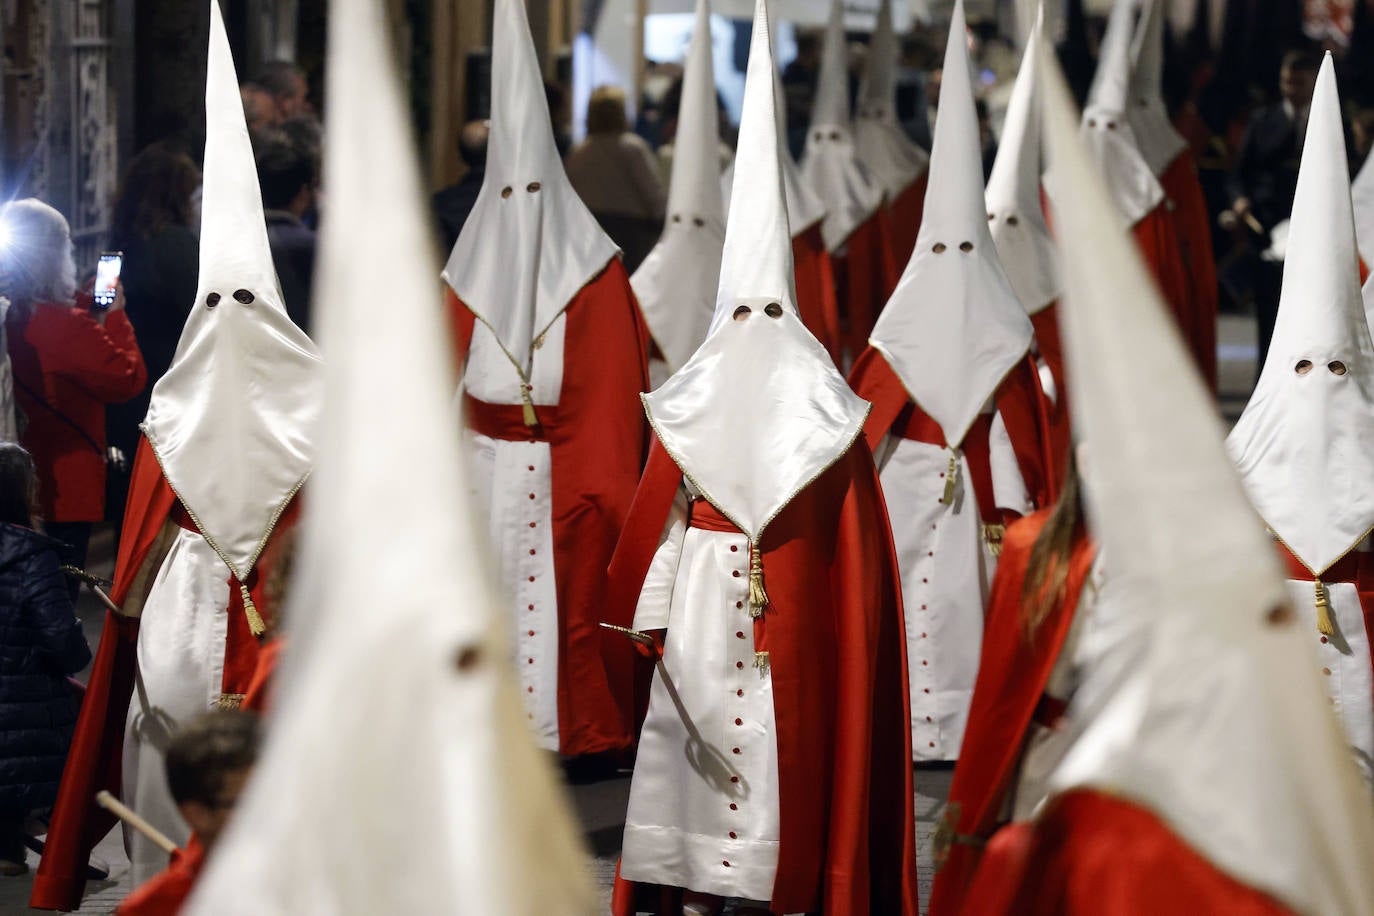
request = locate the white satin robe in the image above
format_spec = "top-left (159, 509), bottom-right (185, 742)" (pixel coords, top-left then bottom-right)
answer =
top-left (875, 407), bottom-right (1033, 762)
top-left (122, 528), bottom-right (229, 885)
top-left (1284, 540), bottom-right (1374, 786)
top-left (463, 316), bottom-right (567, 751)
top-left (620, 486), bottom-right (781, 903)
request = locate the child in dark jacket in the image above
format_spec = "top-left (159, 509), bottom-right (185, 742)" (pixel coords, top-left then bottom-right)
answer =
top-left (0, 442), bottom-right (91, 874)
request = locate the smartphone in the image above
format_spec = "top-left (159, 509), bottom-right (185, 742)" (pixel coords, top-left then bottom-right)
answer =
top-left (93, 251), bottom-right (123, 309)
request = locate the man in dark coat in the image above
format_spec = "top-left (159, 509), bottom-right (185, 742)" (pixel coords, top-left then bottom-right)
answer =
top-left (256, 136), bottom-right (318, 334)
top-left (432, 121), bottom-right (489, 252)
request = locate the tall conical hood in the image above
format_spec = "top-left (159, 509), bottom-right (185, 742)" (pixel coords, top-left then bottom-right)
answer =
top-left (1352, 139), bottom-right (1374, 265)
top-left (631, 0), bottom-right (726, 375)
top-left (644, 0), bottom-right (868, 542)
top-left (1228, 54), bottom-right (1374, 577)
top-left (854, 0), bottom-right (930, 199)
top-left (801, 0), bottom-right (885, 250)
top-left (142, 0), bottom-right (322, 586)
top-left (869, 0), bottom-right (1033, 447)
top-left (1039, 46), bottom-right (1374, 916)
top-left (985, 4), bottom-right (1059, 314)
top-left (442, 0), bottom-right (618, 377)
top-left (1078, 0), bottom-right (1162, 224)
top-left (184, 0), bottom-right (596, 911)
top-left (1129, 0), bottom-right (1188, 175)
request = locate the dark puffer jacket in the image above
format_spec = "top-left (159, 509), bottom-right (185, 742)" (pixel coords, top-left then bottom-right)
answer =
top-left (0, 523), bottom-right (90, 813)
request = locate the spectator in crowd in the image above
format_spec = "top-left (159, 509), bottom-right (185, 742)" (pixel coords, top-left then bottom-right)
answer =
top-left (1226, 48), bottom-right (1322, 367)
top-left (432, 120), bottom-right (489, 253)
top-left (0, 200), bottom-right (147, 569)
top-left (545, 81), bottom-right (573, 159)
top-left (782, 30), bottom-right (822, 158)
top-left (976, 96), bottom-right (998, 180)
top-left (0, 442), bottom-right (90, 876)
top-left (256, 135), bottom-right (318, 333)
top-left (116, 710), bottom-right (261, 915)
top-left (565, 85), bottom-right (667, 272)
top-left (239, 81), bottom-right (280, 134)
top-left (105, 144), bottom-right (200, 533)
top-left (256, 61), bottom-right (312, 120)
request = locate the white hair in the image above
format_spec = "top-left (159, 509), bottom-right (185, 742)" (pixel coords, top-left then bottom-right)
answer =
top-left (0, 199), bottom-right (78, 311)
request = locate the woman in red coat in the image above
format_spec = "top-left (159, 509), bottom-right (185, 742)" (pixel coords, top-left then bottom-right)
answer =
top-left (0, 199), bottom-right (147, 568)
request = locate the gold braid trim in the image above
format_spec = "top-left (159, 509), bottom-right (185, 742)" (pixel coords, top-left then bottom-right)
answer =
top-left (214, 693), bottom-right (246, 711)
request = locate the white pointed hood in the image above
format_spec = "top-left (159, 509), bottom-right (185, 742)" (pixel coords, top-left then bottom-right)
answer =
top-left (1078, 0), bottom-right (1163, 224)
top-left (985, 4), bottom-right (1059, 315)
top-left (142, 0), bottom-right (321, 588)
top-left (1351, 142), bottom-right (1374, 266)
top-left (800, 0), bottom-right (885, 251)
top-left (644, 0), bottom-right (869, 542)
top-left (442, 0), bottom-right (618, 377)
top-left (1129, 0), bottom-right (1188, 175)
top-left (721, 7), bottom-right (829, 240)
top-left (1039, 47), bottom-right (1374, 916)
top-left (631, 0), bottom-right (725, 374)
top-left (854, 0), bottom-right (930, 200)
top-left (868, 0), bottom-right (1033, 447)
top-left (185, 0), bottom-right (596, 911)
top-left (1228, 55), bottom-right (1374, 577)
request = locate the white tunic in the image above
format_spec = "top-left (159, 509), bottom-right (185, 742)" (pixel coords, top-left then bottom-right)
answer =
top-left (1283, 557), bottom-right (1374, 786)
top-left (122, 528), bottom-right (229, 885)
top-left (621, 489), bottom-right (781, 902)
top-left (876, 409), bottom-right (1032, 762)
top-left (463, 316), bottom-right (567, 751)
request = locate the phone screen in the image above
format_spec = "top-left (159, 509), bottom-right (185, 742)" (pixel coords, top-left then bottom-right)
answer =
top-left (94, 252), bottom-right (122, 309)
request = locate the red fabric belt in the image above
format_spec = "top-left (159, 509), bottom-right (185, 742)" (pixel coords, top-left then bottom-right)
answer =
top-left (1281, 545), bottom-right (1360, 583)
top-left (462, 393), bottom-right (558, 442)
top-left (688, 499), bottom-right (741, 534)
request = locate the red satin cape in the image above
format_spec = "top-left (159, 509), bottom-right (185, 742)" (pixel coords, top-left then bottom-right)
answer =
top-left (835, 210), bottom-right (899, 364)
top-left (792, 225), bottom-right (844, 364)
top-left (927, 513), bottom-right (1095, 915)
top-left (606, 440), bottom-right (919, 916)
top-left (113, 834), bottom-right (205, 916)
top-left (887, 174), bottom-right (928, 269)
top-left (446, 258), bottom-right (652, 756)
top-left (1028, 304), bottom-right (1071, 476)
top-left (1160, 153), bottom-right (1218, 392)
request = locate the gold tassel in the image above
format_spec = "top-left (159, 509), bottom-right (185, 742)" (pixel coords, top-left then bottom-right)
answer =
top-left (240, 582), bottom-right (266, 637)
top-left (1315, 579), bottom-right (1335, 637)
top-left (941, 452), bottom-right (959, 505)
top-left (748, 543), bottom-right (769, 618)
top-left (520, 386), bottom-right (539, 427)
top-left (983, 523), bottom-right (1006, 557)
top-left (753, 651), bottom-right (770, 672)
top-left (214, 693), bottom-right (245, 711)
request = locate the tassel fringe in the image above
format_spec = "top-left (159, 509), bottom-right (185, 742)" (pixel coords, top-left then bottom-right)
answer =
top-left (942, 452), bottom-right (959, 505)
top-left (753, 651), bottom-right (770, 672)
top-left (214, 693), bottom-right (245, 711)
top-left (1315, 579), bottom-right (1335, 637)
top-left (240, 582), bottom-right (266, 637)
top-left (748, 543), bottom-right (769, 618)
top-left (983, 523), bottom-right (1006, 557)
top-left (520, 386), bottom-right (539, 427)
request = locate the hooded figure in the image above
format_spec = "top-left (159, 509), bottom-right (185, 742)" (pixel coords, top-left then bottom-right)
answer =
top-left (849, 0), bottom-right (1056, 764)
top-left (632, 0), bottom-right (725, 389)
top-left (1066, 0), bottom-right (1192, 355)
top-left (32, 2), bottom-right (322, 905)
top-left (443, 0), bottom-right (650, 758)
top-left (725, 33), bottom-right (843, 363)
top-left (1228, 55), bottom-right (1374, 786)
top-left (961, 47), bottom-right (1374, 916)
top-left (800, 0), bottom-right (897, 363)
top-left (985, 4), bottom-right (1067, 461)
top-left (1131, 0), bottom-right (1218, 391)
top-left (183, 0), bottom-right (596, 910)
top-left (855, 0), bottom-right (931, 265)
top-left (1353, 145), bottom-right (1374, 269)
top-left (607, 0), bottom-right (917, 911)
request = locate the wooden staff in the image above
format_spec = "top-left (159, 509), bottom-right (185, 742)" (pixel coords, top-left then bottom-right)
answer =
top-left (94, 791), bottom-right (179, 856)
top-left (60, 565), bottom-right (124, 616)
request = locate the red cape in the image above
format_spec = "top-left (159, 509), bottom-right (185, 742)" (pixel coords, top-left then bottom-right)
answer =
top-left (835, 210), bottom-right (899, 363)
top-left (114, 834), bottom-right (205, 916)
top-left (960, 790), bottom-right (1294, 915)
top-left (848, 347), bottom-right (1058, 510)
top-left (793, 225), bottom-right (844, 364)
top-left (607, 440), bottom-right (919, 916)
top-left (887, 174), bottom-right (928, 269)
top-left (447, 258), bottom-right (651, 756)
top-left (32, 441), bottom-right (297, 911)
top-left (1134, 203), bottom-right (1194, 361)
top-left (1161, 153), bottom-right (1218, 392)
top-left (927, 513), bottom-right (1095, 916)
top-left (1029, 305), bottom-right (1071, 478)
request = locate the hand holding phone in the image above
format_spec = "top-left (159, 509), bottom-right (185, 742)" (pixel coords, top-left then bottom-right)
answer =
top-left (93, 252), bottom-right (123, 309)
